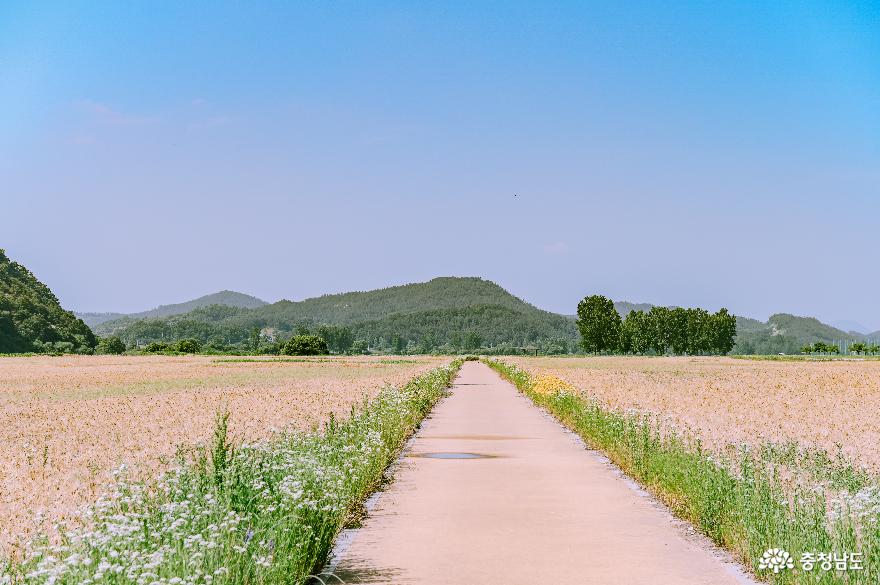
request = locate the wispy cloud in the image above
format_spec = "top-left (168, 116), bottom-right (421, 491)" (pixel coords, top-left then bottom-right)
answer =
top-left (77, 100), bottom-right (159, 126)
top-left (543, 241), bottom-right (570, 255)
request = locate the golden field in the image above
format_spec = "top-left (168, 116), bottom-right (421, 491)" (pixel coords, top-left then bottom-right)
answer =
top-left (509, 356), bottom-right (880, 470)
top-left (0, 354), bottom-right (443, 552)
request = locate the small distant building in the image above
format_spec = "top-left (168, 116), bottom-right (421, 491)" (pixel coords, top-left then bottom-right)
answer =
top-left (260, 327), bottom-right (277, 343)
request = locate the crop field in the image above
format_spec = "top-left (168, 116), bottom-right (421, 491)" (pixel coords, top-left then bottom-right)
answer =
top-left (495, 356), bottom-right (880, 583)
top-left (505, 356), bottom-right (880, 470)
top-left (0, 354), bottom-right (443, 554)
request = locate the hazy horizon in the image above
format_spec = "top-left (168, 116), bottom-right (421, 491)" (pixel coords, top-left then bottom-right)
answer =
top-left (3, 2), bottom-right (879, 330)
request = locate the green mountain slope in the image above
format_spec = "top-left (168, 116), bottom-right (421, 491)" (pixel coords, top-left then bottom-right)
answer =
top-left (192, 277), bottom-right (561, 335)
top-left (251, 277), bottom-right (546, 325)
top-left (767, 313), bottom-right (856, 341)
top-left (94, 275), bottom-right (872, 355)
top-left (351, 304), bottom-right (577, 351)
top-left (92, 290), bottom-right (267, 334)
top-left (104, 277), bottom-right (579, 351)
top-left (0, 250), bottom-right (96, 353)
top-left (76, 312), bottom-right (125, 328)
top-left (132, 290), bottom-right (268, 318)
top-left (735, 315), bottom-right (766, 333)
top-left (732, 313), bottom-right (863, 354)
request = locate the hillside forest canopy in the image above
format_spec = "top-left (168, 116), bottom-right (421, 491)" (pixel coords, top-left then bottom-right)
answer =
top-left (93, 278), bottom-right (581, 355)
top-left (1, 254), bottom-right (872, 356)
top-left (0, 250), bottom-right (96, 354)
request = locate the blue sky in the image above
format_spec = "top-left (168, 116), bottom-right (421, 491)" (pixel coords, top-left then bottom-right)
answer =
top-left (2, 1), bottom-right (879, 329)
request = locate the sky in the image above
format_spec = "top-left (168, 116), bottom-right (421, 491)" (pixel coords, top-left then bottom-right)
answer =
top-left (2, 1), bottom-right (879, 330)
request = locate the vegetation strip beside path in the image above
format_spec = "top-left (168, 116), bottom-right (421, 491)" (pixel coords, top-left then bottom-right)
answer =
top-left (332, 361), bottom-right (754, 584)
top-left (487, 358), bottom-right (879, 585)
top-left (2, 360), bottom-right (462, 585)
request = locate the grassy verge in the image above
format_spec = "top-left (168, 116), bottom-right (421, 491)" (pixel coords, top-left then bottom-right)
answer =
top-left (484, 358), bottom-right (880, 584)
top-left (2, 359), bottom-right (462, 585)
top-left (212, 358), bottom-right (426, 365)
top-left (732, 355), bottom-right (880, 362)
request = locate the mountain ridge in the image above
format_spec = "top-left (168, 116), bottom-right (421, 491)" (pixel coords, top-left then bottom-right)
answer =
top-left (80, 290), bottom-right (267, 328)
top-left (86, 277), bottom-right (874, 353)
top-left (93, 277), bottom-right (578, 350)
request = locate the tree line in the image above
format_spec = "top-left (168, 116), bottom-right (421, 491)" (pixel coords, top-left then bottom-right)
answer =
top-left (801, 341), bottom-right (880, 355)
top-left (105, 303), bottom-right (580, 355)
top-left (576, 295), bottom-right (737, 355)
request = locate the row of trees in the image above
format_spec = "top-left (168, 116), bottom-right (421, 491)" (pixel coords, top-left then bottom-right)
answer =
top-left (110, 307), bottom-right (580, 355)
top-left (576, 295), bottom-right (737, 355)
top-left (849, 342), bottom-right (880, 355)
top-left (107, 300), bottom-right (581, 355)
top-left (133, 334), bottom-right (331, 356)
top-left (143, 338), bottom-right (203, 354)
top-left (98, 326), bottom-right (572, 357)
top-left (802, 341), bottom-right (880, 355)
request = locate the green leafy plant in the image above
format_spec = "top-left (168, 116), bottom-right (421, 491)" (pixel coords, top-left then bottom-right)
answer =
top-left (576, 295), bottom-right (621, 354)
top-left (96, 336), bottom-right (127, 355)
top-left (174, 338), bottom-right (203, 353)
top-left (143, 341), bottom-right (171, 353)
top-left (282, 335), bottom-right (329, 356)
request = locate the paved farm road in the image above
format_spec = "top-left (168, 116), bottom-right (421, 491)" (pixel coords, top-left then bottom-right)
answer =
top-left (331, 361), bottom-right (756, 584)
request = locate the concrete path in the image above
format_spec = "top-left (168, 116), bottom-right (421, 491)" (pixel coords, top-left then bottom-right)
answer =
top-left (331, 362), bottom-right (755, 584)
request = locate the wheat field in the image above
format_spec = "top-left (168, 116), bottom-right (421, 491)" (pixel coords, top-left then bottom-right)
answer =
top-left (0, 354), bottom-right (442, 553)
top-left (507, 356), bottom-right (880, 470)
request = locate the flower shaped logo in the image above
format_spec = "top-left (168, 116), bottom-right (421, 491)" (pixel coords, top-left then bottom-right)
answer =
top-left (759, 548), bottom-right (794, 573)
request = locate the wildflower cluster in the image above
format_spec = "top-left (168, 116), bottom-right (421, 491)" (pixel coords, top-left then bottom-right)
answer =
top-left (529, 374), bottom-right (576, 396)
top-left (3, 361), bottom-right (460, 585)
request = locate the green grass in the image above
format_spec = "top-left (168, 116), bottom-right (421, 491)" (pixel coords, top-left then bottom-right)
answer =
top-left (2, 359), bottom-right (462, 585)
top-left (212, 357), bottom-right (340, 363)
top-left (484, 358), bottom-right (880, 584)
top-left (732, 355), bottom-right (880, 362)
top-left (213, 357), bottom-right (428, 365)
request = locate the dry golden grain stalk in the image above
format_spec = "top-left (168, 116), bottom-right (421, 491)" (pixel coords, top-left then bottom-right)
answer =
top-left (509, 356), bottom-right (880, 470)
top-left (0, 354), bottom-right (443, 553)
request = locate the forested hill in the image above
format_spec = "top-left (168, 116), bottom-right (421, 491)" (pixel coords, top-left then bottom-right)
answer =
top-left (0, 250), bottom-right (96, 353)
top-left (733, 313), bottom-right (869, 354)
top-left (99, 277), bottom-right (580, 352)
top-left (88, 290), bottom-right (267, 331)
top-left (252, 277), bottom-right (550, 324)
top-left (87, 275), bottom-right (873, 355)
